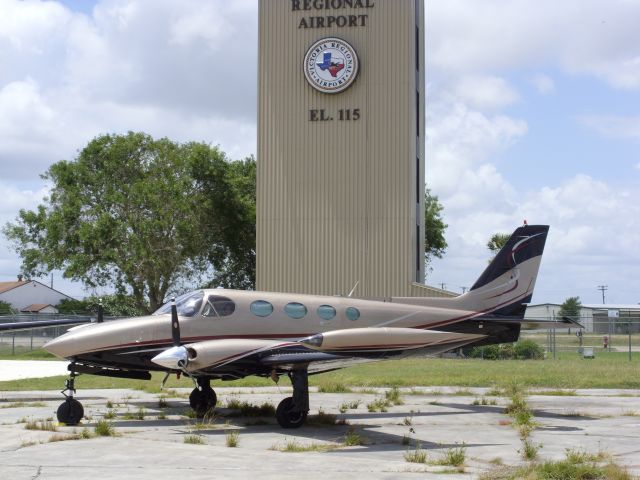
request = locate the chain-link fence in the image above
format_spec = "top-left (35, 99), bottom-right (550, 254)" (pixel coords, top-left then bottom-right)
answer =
top-left (521, 317), bottom-right (640, 360)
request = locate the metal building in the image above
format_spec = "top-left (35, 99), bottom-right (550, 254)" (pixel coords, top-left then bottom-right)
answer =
top-left (257, 0), bottom-right (447, 299)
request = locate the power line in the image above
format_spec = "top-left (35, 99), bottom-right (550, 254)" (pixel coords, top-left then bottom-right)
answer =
top-left (597, 285), bottom-right (608, 304)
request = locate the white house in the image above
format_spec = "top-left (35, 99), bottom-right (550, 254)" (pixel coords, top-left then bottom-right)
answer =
top-left (0, 279), bottom-right (75, 314)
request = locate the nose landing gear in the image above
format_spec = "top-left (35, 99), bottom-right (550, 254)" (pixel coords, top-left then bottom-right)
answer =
top-left (56, 370), bottom-right (84, 425)
top-left (189, 377), bottom-right (217, 417)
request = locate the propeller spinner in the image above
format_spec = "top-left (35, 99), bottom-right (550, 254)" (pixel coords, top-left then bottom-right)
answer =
top-left (152, 298), bottom-right (189, 370)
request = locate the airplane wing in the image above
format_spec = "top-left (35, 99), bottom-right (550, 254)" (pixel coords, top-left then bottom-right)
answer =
top-left (151, 328), bottom-right (486, 377)
top-left (0, 318), bottom-right (94, 332)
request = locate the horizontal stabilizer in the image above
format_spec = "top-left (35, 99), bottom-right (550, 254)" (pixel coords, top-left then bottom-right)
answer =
top-left (481, 316), bottom-right (584, 330)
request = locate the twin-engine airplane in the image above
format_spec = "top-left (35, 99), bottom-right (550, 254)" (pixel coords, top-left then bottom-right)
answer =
top-left (3, 225), bottom-right (574, 428)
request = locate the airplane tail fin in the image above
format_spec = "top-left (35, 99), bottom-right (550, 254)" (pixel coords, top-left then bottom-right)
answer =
top-left (462, 224), bottom-right (549, 318)
top-left (391, 225), bottom-right (549, 320)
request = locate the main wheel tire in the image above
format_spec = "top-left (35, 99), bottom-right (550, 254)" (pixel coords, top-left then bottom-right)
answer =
top-left (189, 386), bottom-right (217, 417)
top-left (57, 398), bottom-right (84, 425)
top-left (276, 397), bottom-right (307, 429)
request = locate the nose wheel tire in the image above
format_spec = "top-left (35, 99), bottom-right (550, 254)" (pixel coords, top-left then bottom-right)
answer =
top-left (189, 385), bottom-right (217, 417)
top-left (276, 397), bottom-right (307, 429)
top-left (57, 398), bottom-right (84, 426)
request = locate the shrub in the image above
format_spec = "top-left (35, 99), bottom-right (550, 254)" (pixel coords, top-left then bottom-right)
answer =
top-left (499, 343), bottom-right (516, 360)
top-left (514, 340), bottom-right (544, 360)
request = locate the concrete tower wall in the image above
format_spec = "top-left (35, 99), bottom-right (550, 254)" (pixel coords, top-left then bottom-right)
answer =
top-left (258, 0), bottom-right (434, 298)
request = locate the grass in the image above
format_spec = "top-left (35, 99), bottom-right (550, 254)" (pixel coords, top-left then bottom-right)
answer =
top-left (344, 427), bottom-right (362, 446)
top-left (0, 401), bottom-right (46, 409)
top-left (225, 430), bottom-right (239, 447)
top-left (385, 387), bottom-right (404, 405)
top-left (94, 419), bottom-right (116, 436)
top-left (404, 442), bottom-right (428, 464)
top-left (0, 347), bottom-right (58, 360)
top-left (225, 400), bottom-right (275, 417)
top-left (48, 428), bottom-right (93, 442)
top-left (3, 351), bottom-right (640, 392)
top-left (184, 434), bottom-right (205, 445)
top-left (317, 381), bottom-right (353, 393)
top-left (271, 438), bottom-right (338, 452)
top-left (25, 419), bottom-right (58, 431)
top-left (367, 397), bottom-right (389, 412)
top-left (520, 438), bottom-right (541, 460)
top-left (481, 448), bottom-right (633, 480)
top-left (103, 409), bottom-right (117, 419)
top-left (472, 397), bottom-right (498, 406)
top-left (307, 408), bottom-right (346, 426)
top-left (339, 399), bottom-right (361, 413)
top-left (123, 407), bottom-right (146, 420)
top-left (433, 444), bottom-right (466, 467)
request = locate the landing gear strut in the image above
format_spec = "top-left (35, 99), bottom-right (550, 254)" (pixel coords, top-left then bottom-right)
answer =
top-left (276, 368), bottom-right (309, 429)
top-left (56, 370), bottom-right (84, 425)
top-left (189, 377), bottom-right (217, 417)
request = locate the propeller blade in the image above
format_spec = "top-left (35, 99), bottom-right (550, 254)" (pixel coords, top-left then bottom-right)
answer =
top-left (171, 298), bottom-right (181, 346)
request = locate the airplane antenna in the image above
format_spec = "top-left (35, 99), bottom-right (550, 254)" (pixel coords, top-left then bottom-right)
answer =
top-left (347, 281), bottom-right (360, 298)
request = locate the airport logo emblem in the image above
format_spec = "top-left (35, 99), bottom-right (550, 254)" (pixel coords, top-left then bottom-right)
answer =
top-left (304, 37), bottom-right (359, 94)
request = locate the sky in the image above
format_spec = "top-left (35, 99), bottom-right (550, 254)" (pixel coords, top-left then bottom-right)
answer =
top-left (0, 0), bottom-right (638, 306)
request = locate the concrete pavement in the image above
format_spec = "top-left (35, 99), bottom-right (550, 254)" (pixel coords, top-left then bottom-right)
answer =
top-left (1, 385), bottom-right (639, 479)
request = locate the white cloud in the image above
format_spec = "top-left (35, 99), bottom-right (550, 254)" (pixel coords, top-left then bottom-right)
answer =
top-left (579, 115), bottom-right (640, 140)
top-left (452, 75), bottom-right (519, 111)
top-left (426, 0), bottom-right (640, 91)
top-left (426, 94), bottom-right (527, 204)
top-left (0, 0), bottom-right (258, 181)
top-left (531, 74), bottom-right (555, 95)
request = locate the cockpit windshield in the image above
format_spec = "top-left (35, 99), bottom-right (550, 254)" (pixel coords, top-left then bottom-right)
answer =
top-left (153, 291), bottom-right (204, 317)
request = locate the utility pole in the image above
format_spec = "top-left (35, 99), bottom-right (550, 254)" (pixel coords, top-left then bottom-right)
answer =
top-left (597, 285), bottom-right (608, 304)
top-left (439, 283), bottom-right (447, 290)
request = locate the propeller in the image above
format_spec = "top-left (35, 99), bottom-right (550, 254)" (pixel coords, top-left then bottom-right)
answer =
top-left (171, 298), bottom-right (181, 346)
top-left (151, 298), bottom-right (189, 370)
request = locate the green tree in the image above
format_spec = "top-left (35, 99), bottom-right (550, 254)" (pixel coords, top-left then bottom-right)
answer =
top-left (558, 296), bottom-right (582, 321)
top-left (57, 294), bottom-right (143, 317)
top-left (192, 154), bottom-right (256, 289)
top-left (487, 232), bottom-right (511, 260)
top-left (0, 300), bottom-right (12, 314)
top-left (4, 132), bottom-right (253, 313)
top-left (424, 188), bottom-right (448, 275)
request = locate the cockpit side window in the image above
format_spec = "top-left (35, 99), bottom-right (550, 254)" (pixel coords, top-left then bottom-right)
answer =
top-left (153, 291), bottom-right (204, 317)
top-left (202, 295), bottom-right (236, 317)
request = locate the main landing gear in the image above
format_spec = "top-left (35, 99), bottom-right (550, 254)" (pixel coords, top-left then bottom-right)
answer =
top-left (56, 370), bottom-right (84, 426)
top-left (276, 368), bottom-right (309, 429)
top-left (189, 377), bottom-right (217, 417)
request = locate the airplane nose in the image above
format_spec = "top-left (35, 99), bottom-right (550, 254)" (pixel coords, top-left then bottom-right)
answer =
top-left (44, 335), bottom-right (75, 359)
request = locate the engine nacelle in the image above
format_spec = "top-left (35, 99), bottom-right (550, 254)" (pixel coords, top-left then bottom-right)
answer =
top-left (300, 327), bottom-right (485, 352)
top-left (152, 339), bottom-right (288, 372)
